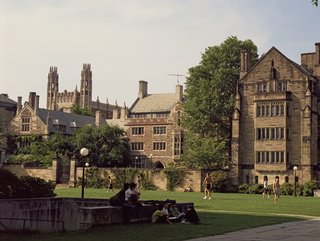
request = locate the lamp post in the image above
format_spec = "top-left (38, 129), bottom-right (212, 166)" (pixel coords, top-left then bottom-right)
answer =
top-left (149, 154), bottom-right (153, 168)
top-left (80, 148), bottom-right (89, 198)
top-left (293, 166), bottom-right (298, 197)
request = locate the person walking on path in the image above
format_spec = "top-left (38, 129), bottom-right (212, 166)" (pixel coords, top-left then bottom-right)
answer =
top-left (262, 176), bottom-right (270, 198)
top-left (203, 172), bottom-right (212, 199)
top-left (273, 176), bottom-right (280, 203)
top-left (107, 176), bottom-right (114, 192)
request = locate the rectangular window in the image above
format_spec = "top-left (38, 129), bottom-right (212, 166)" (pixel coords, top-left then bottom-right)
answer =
top-left (132, 157), bottom-right (145, 168)
top-left (132, 127), bottom-right (144, 135)
top-left (280, 152), bottom-right (284, 163)
top-left (257, 128), bottom-right (261, 140)
top-left (266, 152), bottom-right (270, 163)
top-left (21, 117), bottom-right (30, 132)
top-left (174, 135), bottom-right (183, 155)
top-left (271, 151), bottom-right (275, 162)
top-left (153, 126), bottom-right (167, 135)
top-left (266, 128), bottom-right (270, 139)
top-left (275, 152), bottom-right (279, 163)
top-left (280, 128), bottom-right (284, 139)
top-left (271, 129), bottom-right (275, 140)
top-left (256, 151), bottom-right (260, 163)
top-left (153, 142), bottom-right (166, 151)
top-left (131, 142), bottom-right (144, 151)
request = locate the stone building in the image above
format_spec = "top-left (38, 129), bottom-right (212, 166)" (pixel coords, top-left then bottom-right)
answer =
top-left (46, 64), bottom-right (120, 118)
top-left (8, 92), bottom-right (95, 143)
top-left (232, 42), bottom-right (320, 185)
top-left (100, 80), bottom-right (184, 168)
top-left (0, 94), bottom-right (17, 163)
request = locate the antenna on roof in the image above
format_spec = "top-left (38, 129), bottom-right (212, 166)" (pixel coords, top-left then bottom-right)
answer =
top-left (168, 74), bottom-right (186, 85)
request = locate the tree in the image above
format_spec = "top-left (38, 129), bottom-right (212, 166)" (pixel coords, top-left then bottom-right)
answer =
top-left (312, 0), bottom-right (318, 6)
top-left (182, 36), bottom-right (258, 168)
top-left (74, 124), bottom-right (131, 167)
top-left (71, 104), bottom-right (94, 116)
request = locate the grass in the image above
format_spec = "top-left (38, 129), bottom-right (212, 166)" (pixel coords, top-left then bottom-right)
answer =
top-left (2, 188), bottom-right (320, 241)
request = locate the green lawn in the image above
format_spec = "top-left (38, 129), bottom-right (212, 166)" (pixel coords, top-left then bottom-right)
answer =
top-left (2, 188), bottom-right (320, 241)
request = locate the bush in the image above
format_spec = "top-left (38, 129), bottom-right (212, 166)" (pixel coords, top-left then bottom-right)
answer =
top-left (84, 167), bottom-right (106, 188)
top-left (248, 184), bottom-right (263, 194)
top-left (280, 183), bottom-right (293, 195)
top-left (110, 168), bottom-right (139, 188)
top-left (303, 180), bottom-right (319, 197)
top-left (0, 168), bottom-right (21, 198)
top-left (18, 176), bottom-right (56, 198)
top-left (0, 168), bottom-right (56, 199)
top-left (210, 171), bottom-right (233, 193)
top-left (238, 183), bottom-right (251, 194)
top-left (140, 171), bottom-right (158, 190)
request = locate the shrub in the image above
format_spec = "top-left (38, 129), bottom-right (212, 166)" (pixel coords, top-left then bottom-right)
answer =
top-left (140, 171), bottom-right (158, 190)
top-left (211, 171), bottom-right (233, 192)
top-left (18, 176), bottom-right (56, 198)
top-left (248, 184), bottom-right (263, 194)
top-left (303, 180), bottom-right (319, 197)
top-left (238, 183), bottom-right (251, 194)
top-left (164, 168), bottom-right (187, 191)
top-left (0, 168), bottom-right (21, 199)
top-left (280, 183), bottom-right (293, 195)
top-left (0, 168), bottom-right (56, 199)
top-left (84, 167), bottom-right (106, 188)
top-left (111, 168), bottom-right (139, 188)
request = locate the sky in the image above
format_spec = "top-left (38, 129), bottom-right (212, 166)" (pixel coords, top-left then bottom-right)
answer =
top-left (1, 0), bottom-right (319, 108)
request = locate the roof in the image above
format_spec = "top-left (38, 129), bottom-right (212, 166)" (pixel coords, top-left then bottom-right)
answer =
top-left (0, 94), bottom-right (16, 107)
top-left (37, 108), bottom-right (95, 134)
top-left (129, 93), bottom-right (179, 113)
top-left (241, 46), bottom-right (313, 81)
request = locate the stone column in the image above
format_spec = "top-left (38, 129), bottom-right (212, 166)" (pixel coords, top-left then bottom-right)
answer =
top-left (69, 157), bottom-right (76, 187)
top-left (52, 158), bottom-right (58, 184)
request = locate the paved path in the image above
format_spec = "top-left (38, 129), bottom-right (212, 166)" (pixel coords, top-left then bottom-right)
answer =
top-left (185, 217), bottom-right (320, 241)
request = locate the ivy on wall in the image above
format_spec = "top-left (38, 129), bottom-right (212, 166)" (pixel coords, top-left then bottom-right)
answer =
top-left (164, 168), bottom-right (187, 191)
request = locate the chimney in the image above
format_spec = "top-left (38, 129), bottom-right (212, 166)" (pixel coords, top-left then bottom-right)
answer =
top-left (113, 107), bottom-right (119, 119)
top-left (176, 84), bottom-right (183, 101)
top-left (34, 95), bottom-right (40, 114)
top-left (17, 96), bottom-right (22, 115)
top-left (138, 80), bottom-right (148, 99)
top-left (240, 49), bottom-right (252, 78)
top-left (121, 105), bottom-right (127, 119)
top-left (95, 110), bottom-right (102, 126)
top-left (316, 42), bottom-right (320, 65)
top-left (28, 92), bottom-right (36, 109)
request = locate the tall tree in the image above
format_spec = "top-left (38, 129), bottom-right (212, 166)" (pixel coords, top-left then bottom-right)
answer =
top-left (312, 0), bottom-right (318, 6)
top-left (75, 124), bottom-right (131, 167)
top-left (182, 36), bottom-right (258, 169)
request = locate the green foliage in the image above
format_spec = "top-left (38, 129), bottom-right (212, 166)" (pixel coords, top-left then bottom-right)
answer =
top-left (140, 171), bottom-right (158, 190)
top-left (302, 180), bottom-right (318, 196)
top-left (211, 170), bottom-right (233, 192)
top-left (238, 184), bottom-right (251, 194)
top-left (110, 168), bottom-right (139, 188)
top-left (75, 124), bottom-right (131, 167)
top-left (280, 183), bottom-right (294, 195)
top-left (312, 0), bottom-right (318, 6)
top-left (182, 36), bottom-right (258, 168)
top-left (164, 168), bottom-right (187, 191)
top-left (0, 168), bottom-right (56, 199)
top-left (83, 167), bottom-right (107, 188)
top-left (18, 176), bottom-right (56, 198)
top-left (71, 104), bottom-right (94, 116)
top-left (248, 184), bottom-right (263, 194)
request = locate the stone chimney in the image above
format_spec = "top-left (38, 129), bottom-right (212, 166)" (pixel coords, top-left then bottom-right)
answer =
top-left (28, 92), bottom-right (36, 109)
top-left (17, 96), bottom-right (22, 115)
top-left (95, 110), bottom-right (103, 126)
top-left (138, 80), bottom-right (148, 99)
top-left (113, 107), bottom-right (119, 119)
top-left (121, 105), bottom-right (127, 119)
top-left (176, 84), bottom-right (183, 101)
top-left (316, 42), bottom-right (320, 65)
top-left (34, 95), bottom-right (40, 114)
top-left (240, 49), bottom-right (252, 79)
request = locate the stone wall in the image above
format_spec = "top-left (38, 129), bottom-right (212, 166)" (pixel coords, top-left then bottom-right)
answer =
top-left (3, 164), bottom-right (55, 182)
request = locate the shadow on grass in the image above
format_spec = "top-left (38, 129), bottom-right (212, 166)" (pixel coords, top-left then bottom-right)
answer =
top-left (0, 212), bottom-right (302, 241)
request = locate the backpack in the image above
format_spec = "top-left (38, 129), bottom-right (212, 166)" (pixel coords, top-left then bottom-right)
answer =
top-left (185, 208), bottom-right (200, 224)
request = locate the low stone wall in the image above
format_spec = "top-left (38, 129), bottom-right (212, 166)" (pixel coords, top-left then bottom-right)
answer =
top-left (3, 164), bottom-right (54, 182)
top-left (0, 198), bottom-right (193, 232)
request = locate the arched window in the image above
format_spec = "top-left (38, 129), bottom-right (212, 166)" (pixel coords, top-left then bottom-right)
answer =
top-left (257, 106), bottom-right (261, 117)
top-left (276, 105), bottom-right (280, 116)
top-left (266, 106), bottom-right (270, 116)
top-left (262, 106), bottom-right (265, 116)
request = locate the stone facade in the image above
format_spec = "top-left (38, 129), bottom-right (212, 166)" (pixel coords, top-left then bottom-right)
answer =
top-left (0, 94), bottom-right (16, 164)
top-left (46, 64), bottom-right (120, 117)
top-left (103, 80), bottom-right (184, 168)
top-left (232, 42), bottom-right (320, 185)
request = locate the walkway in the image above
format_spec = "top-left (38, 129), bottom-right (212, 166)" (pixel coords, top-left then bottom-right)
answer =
top-left (185, 217), bottom-right (320, 241)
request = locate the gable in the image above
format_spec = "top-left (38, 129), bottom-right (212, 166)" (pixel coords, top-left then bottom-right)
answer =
top-left (241, 47), bottom-right (311, 84)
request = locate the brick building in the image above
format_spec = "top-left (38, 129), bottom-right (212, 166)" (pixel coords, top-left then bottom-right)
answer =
top-left (232, 42), bottom-right (320, 185)
top-left (101, 80), bottom-right (184, 168)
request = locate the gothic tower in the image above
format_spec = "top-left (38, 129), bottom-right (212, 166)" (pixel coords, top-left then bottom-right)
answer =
top-left (47, 66), bottom-right (59, 110)
top-left (79, 63), bottom-right (92, 109)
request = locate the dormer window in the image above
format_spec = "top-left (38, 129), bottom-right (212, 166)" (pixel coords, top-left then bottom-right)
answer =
top-left (277, 81), bottom-right (287, 92)
top-left (257, 83), bottom-right (267, 93)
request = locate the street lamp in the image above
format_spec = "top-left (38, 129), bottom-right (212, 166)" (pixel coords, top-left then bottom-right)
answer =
top-left (80, 148), bottom-right (89, 198)
top-left (149, 154), bottom-right (153, 168)
top-left (293, 166), bottom-right (298, 197)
